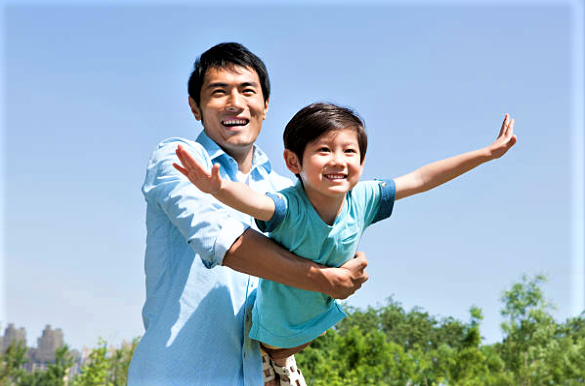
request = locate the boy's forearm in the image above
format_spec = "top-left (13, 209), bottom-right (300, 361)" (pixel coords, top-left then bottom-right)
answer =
top-left (396, 114), bottom-right (516, 199)
top-left (415, 147), bottom-right (493, 193)
top-left (214, 180), bottom-right (275, 221)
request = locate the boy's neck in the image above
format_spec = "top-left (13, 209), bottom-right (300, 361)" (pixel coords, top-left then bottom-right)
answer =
top-left (302, 186), bottom-right (346, 226)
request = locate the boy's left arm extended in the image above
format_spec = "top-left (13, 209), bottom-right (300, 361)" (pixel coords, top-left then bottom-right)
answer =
top-left (394, 114), bottom-right (517, 200)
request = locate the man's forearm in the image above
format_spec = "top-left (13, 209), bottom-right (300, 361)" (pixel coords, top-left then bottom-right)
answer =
top-left (222, 228), bottom-right (367, 299)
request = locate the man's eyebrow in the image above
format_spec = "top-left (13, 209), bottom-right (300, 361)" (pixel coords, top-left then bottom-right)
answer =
top-left (205, 81), bottom-right (260, 89)
top-left (240, 81), bottom-right (260, 88)
top-left (205, 82), bottom-right (228, 89)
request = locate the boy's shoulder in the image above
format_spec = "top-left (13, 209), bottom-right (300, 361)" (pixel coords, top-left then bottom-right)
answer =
top-left (350, 179), bottom-right (391, 197)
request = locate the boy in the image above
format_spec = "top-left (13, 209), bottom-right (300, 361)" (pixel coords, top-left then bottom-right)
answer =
top-left (174, 102), bottom-right (516, 384)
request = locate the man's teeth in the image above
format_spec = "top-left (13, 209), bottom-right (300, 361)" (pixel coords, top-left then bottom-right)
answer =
top-left (223, 119), bottom-right (248, 126)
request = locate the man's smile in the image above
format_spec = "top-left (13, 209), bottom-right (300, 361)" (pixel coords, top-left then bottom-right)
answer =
top-left (222, 118), bottom-right (249, 127)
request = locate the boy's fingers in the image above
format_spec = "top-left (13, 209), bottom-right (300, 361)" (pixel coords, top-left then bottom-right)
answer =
top-left (173, 162), bottom-right (189, 176)
top-left (175, 147), bottom-right (188, 166)
top-left (508, 118), bottom-right (515, 135)
top-left (498, 113), bottom-right (508, 138)
top-left (211, 163), bottom-right (221, 179)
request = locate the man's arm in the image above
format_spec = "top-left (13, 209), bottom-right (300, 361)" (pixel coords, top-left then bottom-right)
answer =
top-left (224, 228), bottom-right (369, 300)
top-left (394, 113), bottom-right (517, 200)
top-left (174, 144), bottom-right (275, 221)
top-left (147, 139), bottom-right (367, 299)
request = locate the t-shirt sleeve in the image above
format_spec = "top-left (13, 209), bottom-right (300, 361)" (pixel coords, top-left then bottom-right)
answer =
top-left (371, 179), bottom-right (396, 224)
top-left (255, 192), bottom-right (288, 232)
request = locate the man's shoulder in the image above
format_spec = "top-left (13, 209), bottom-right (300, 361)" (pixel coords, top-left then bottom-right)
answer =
top-left (149, 137), bottom-right (209, 163)
top-left (266, 169), bottom-right (294, 191)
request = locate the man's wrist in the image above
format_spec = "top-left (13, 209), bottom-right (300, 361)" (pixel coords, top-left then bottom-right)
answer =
top-left (306, 264), bottom-right (335, 296)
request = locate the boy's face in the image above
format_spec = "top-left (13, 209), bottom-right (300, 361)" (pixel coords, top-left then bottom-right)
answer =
top-left (291, 128), bottom-right (364, 201)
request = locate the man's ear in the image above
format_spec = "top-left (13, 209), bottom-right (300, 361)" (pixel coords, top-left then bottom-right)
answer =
top-left (262, 98), bottom-right (270, 120)
top-left (188, 96), bottom-right (202, 121)
top-left (283, 149), bottom-right (301, 174)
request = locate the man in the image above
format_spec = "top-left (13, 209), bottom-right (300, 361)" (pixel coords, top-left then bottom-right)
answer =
top-left (127, 42), bottom-right (368, 386)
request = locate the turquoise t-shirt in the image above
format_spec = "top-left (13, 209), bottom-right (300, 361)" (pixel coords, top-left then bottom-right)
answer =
top-left (249, 179), bottom-right (396, 348)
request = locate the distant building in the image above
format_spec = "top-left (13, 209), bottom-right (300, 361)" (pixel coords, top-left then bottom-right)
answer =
top-left (27, 325), bottom-right (66, 371)
top-left (2, 323), bottom-right (27, 352)
top-left (35, 325), bottom-right (64, 362)
top-left (0, 323), bottom-right (80, 376)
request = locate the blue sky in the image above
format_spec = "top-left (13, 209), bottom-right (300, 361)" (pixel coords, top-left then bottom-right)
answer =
top-left (1, 0), bottom-right (583, 351)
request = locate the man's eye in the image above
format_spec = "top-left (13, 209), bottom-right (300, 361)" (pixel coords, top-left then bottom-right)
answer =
top-left (243, 89), bottom-right (256, 95)
top-left (212, 89), bottom-right (226, 95)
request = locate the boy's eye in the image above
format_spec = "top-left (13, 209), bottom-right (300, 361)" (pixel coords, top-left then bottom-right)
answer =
top-left (318, 147), bottom-right (330, 152)
top-left (345, 148), bottom-right (358, 154)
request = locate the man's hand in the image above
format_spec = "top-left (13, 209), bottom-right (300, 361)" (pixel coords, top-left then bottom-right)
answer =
top-left (487, 113), bottom-right (517, 159)
top-left (224, 229), bottom-right (368, 298)
top-left (173, 145), bottom-right (223, 194)
top-left (326, 251), bottom-right (369, 299)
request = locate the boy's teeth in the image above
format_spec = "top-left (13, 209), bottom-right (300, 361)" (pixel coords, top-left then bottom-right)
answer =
top-left (326, 174), bottom-right (346, 180)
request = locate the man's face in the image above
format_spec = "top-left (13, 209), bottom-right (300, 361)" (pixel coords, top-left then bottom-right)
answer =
top-left (189, 65), bottom-right (269, 160)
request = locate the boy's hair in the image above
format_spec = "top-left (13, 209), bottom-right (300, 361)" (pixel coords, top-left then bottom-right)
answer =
top-left (187, 42), bottom-right (271, 107)
top-left (283, 102), bottom-right (368, 175)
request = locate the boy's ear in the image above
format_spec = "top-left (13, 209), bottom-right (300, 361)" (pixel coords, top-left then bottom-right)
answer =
top-left (283, 149), bottom-right (301, 174)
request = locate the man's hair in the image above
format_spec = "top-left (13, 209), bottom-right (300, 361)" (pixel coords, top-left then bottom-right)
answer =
top-left (283, 102), bottom-right (368, 177)
top-left (187, 42), bottom-right (270, 107)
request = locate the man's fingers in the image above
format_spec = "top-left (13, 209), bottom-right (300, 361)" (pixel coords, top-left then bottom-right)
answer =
top-left (353, 251), bottom-right (368, 269)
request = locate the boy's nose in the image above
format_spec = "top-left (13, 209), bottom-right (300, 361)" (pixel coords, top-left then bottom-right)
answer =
top-left (329, 152), bottom-right (344, 166)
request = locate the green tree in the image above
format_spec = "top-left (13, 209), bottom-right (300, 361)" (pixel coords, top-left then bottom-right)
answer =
top-left (0, 341), bottom-right (29, 386)
top-left (107, 338), bottom-right (139, 386)
top-left (71, 339), bottom-right (112, 386)
top-left (497, 274), bottom-right (585, 385)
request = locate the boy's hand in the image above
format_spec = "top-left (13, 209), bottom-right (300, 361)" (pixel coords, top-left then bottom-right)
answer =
top-left (173, 145), bottom-right (223, 194)
top-left (487, 113), bottom-right (517, 159)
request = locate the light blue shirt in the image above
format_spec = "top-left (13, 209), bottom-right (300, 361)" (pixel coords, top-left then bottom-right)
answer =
top-left (128, 131), bottom-right (291, 386)
top-left (250, 180), bottom-right (395, 348)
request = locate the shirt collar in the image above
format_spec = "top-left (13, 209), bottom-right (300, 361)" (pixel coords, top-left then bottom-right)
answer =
top-left (195, 130), bottom-right (272, 174)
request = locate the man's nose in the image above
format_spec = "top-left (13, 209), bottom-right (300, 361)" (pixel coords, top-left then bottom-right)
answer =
top-left (226, 90), bottom-right (244, 112)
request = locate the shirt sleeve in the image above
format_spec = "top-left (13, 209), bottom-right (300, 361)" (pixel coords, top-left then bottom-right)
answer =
top-left (255, 192), bottom-right (287, 232)
top-left (142, 138), bottom-right (249, 268)
top-left (371, 179), bottom-right (396, 224)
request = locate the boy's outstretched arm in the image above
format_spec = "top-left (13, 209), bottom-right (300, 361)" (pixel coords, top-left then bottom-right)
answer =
top-left (173, 145), bottom-right (276, 221)
top-left (394, 114), bottom-right (517, 200)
